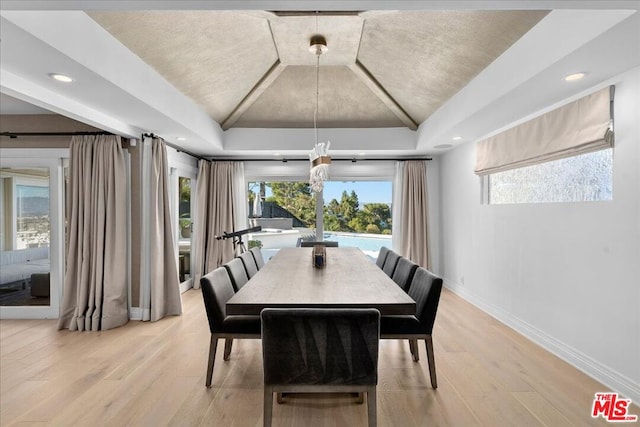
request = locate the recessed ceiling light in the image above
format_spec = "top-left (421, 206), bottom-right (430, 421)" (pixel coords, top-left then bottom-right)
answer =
top-left (274, 152), bottom-right (281, 156)
top-left (434, 144), bottom-right (453, 149)
top-left (176, 137), bottom-right (186, 141)
top-left (49, 73), bottom-right (73, 83)
top-left (452, 136), bottom-right (463, 141)
top-left (564, 72), bottom-right (586, 82)
top-left (358, 152), bottom-right (366, 156)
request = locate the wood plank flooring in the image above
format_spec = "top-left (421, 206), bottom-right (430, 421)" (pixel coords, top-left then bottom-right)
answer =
top-left (1, 288), bottom-right (634, 426)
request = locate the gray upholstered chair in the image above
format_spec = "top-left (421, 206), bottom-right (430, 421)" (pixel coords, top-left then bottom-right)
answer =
top-left (375, 247), bottom-right (390, 268)
top-left (261, 308), bottom-right (380, 427)
top-left (239, 251), bottom-right (259, 278)
top-left (381, 250), bottom-right (401, 277)
top-left (391, 257), bottom-right (419, 292)
top-left (250, 247), bottom-right (266, 269)
top-left (380, 267), bottom-right (443, 388)
top-left (299, 240), bottom-right (339, 247)
top-left (200, 267), bottom-right (261, 387)
top-left (224, 258), bottom-right (249, 292)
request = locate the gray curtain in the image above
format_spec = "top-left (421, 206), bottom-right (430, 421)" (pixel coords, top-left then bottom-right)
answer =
top-left (58, 135), bottom-right (128, 331)
top-left (142, 137), bottom-right (182, 321)
top-left (193, 161), bottom-right (236, 287)
top-left (395, 160), bottom-right (431, 269)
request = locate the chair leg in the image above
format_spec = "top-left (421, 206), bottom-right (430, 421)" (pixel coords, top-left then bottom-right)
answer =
top-left (410, 339), bottom-right (419, 362)
top-left (425, 336), bottom-right (437, 389)
top-left (206, 335), bottom-right (218, 388)
top-left (264, 387), bottom-right (274, 427)
top-left (367, 386), bottom-right (377, 427)
top-left (223, 338), bottom-right (234, 361)
top-left (357, 392), bottom-right (364, 404)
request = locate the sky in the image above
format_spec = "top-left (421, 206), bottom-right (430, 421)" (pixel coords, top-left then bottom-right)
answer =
top-left (322, 181), bottom-right (392, 205)
top-left (256, 181), bottom-right (392, 206)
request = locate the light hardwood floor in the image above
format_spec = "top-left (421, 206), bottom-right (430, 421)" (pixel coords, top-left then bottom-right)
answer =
top-left (1, 288), bottom-right (635, 426)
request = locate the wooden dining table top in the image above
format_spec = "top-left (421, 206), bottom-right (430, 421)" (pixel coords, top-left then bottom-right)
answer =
top-left (226, 247), bottom-right (416, 316)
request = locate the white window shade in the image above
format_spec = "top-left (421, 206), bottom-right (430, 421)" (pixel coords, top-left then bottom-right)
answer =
top-left (475, 86), bottom-right (614, 175)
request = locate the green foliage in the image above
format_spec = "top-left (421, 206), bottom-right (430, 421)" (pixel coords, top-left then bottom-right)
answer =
top-left (365, 224), bottom-right (381, 234)
top-left (324, 192), bottom-right (391, 235)
top-left (266, 182), bottom-right (316, 227)
top-left (179, 177), bottom-right (191, 202)
top-left (255, 181), bottom-right (391, 235)
top-left (248, 240), bottom-right (263, 249)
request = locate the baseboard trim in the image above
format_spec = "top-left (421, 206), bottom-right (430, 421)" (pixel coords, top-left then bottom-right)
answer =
top-left (444, 278), bottom-right (640, 404)
top-left (128, 307), bottom-right (143, 321)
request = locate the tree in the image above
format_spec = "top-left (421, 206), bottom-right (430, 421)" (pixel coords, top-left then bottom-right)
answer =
top-left (362, 203), bottom-right (392, 231)
top-left (266, 182), bottom-right (316, 227)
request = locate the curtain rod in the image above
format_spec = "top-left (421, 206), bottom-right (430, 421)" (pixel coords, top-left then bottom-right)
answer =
top-left (142, 133), bottom-right (206, 160)
top-left (207, 157), bottom-right (432, 162)
top-left (1, 131), bottom-right (113, 138)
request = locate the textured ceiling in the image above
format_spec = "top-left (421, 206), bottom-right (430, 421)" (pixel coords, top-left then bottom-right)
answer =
top-left (88, 10), bottom-right (548, 131)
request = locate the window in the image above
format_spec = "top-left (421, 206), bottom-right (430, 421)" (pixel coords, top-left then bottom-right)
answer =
top-left (247, 181), bottom-right (317, 259)
top-left (323, 181), bottom-right (392, 259)
top-left (247, 180), bottom-right (392, 260)
top-left (0, 167), bottom-right (51, 308)
top-left (488, 148), bottom-right (612, 204)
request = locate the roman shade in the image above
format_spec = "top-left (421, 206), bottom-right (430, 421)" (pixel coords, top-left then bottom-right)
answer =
top-left (475, 86), bottom-right (614, 175)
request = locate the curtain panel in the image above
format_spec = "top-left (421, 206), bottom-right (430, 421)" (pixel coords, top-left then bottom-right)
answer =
top-left (392, 160), bottom-right (431, 269)
top-left (58, 135), bottom-right (128, 331)
top-left (475, 85), bottom-right (614, 175)
top-left (193, 161), bottom-right (237, 287)
top-left (140, 137), bottom-right (182, 322)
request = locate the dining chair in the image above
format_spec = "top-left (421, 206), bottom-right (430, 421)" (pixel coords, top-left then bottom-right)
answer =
top-left (391, 257), bottom-right (419, 292)
top-left (381, 250), bottom-right (401, 277)
top-left (200, 267), bottom-right (261, 387)
top-left (261, 308), bottom-right (380, 427)
top-left (375, 247), bottom-right (390, 268)
top-left (250, 247), bottom-right (266, 269)
top-left (380, 267), bottom-right (443, 388)
top-left (299, 240), bottom-right (339, 247)
top-left (239, 250), bottom-right (259, 278)
top-left (224, 258), bottom-right (250, 292)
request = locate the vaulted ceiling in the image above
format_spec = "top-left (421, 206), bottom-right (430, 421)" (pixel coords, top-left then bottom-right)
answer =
top-left (88, 10), bottom-right (547, 131)
top-left (1, 2), bottom-right (639, 158)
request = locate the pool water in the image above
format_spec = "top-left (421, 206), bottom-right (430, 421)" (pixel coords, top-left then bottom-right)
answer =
top-left (323, 232), bottom-right (391, 253)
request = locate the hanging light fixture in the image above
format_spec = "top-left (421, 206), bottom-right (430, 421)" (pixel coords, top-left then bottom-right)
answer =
top-left (308, 32), bottom-right (331, 193)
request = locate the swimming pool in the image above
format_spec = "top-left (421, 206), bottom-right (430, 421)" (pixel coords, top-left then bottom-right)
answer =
top-left (323, 232), bottom-right (392, 253)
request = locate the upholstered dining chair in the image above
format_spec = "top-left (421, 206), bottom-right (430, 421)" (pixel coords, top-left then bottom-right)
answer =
top-left (391, 257), bottom-right (419, 292)
top-left (261, 308), bottom-right (380, 427)
top-left (375, 246), bottom-right (390, 269)
top-left (299, 240), bottom-right (339, 247)
top-left (381, 250), bottom-right (401, 277)
top-left (224, 258), bottom-right (250, 292)
top-left (250, 247), bottom-right (266, 269)
top-left (239, 250), bottom-right (259, 278)
top-left (380, 267), bottom-right (443, 388)
top-left (200, 267), bottom-right (261, 387)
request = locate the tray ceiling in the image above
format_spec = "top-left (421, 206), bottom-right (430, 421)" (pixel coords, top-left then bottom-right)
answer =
top-left (88, 10), bottom-right (548, 131)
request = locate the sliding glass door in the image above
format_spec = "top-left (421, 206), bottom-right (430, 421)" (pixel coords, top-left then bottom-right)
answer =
top-left (168, 156), bottom-right (197, 293)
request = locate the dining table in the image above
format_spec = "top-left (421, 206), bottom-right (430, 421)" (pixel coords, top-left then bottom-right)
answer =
top-left (226, 247), bottom-right (416, 316)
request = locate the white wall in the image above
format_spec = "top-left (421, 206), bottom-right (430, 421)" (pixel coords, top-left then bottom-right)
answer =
top-left (439, 66), bottom-right (640, 403)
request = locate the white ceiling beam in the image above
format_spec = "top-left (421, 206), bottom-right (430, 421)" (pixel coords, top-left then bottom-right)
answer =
top-left (1, 10), bottom-right (225, 153)
top-left (416, 9), bottom-right (637, 151)
top-left (1, 70), bottom-right (142, 138)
